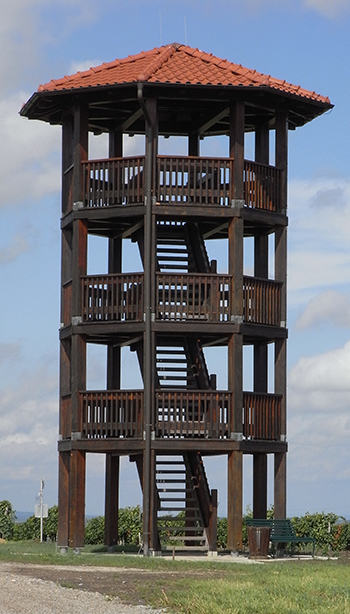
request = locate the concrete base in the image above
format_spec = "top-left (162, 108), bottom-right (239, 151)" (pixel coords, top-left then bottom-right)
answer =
top-left (207, 551), bottom-right (218, 557)
top-left (150, 550), bottom-right (162, 557)
top-left (58, 547), bottom-right (68, 555)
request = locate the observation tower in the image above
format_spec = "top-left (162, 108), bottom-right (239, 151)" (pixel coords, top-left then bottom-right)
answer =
top-left (21, 44), bottom-right (331, 554)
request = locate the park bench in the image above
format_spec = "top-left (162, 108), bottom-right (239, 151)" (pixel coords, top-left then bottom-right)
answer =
top-left (246, 518), bottom-right (315, 557)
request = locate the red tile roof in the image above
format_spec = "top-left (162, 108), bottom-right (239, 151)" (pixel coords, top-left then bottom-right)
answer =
top-left (38, 43), bottom-right (330, 105)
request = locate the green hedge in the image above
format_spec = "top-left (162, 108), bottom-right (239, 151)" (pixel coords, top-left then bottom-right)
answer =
top-left (2, 498), bottom-right (349, 553)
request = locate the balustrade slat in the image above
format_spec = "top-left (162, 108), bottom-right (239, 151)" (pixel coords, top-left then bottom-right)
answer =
top-left (243, 392), bottom-right (281, 440)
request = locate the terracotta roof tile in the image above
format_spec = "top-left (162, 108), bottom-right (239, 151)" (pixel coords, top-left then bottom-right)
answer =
top-left (37, 43), bottom-right (330, 105)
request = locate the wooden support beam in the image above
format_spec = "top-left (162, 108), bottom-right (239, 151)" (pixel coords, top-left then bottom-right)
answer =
top-left (253, 453), bottom-right (268, 518)
top-left (255, 122), bottom-right (269, 165)
top-left (104, 455), bottom-right (120, 547)
top-left (254, 234), bottom-right (269, 279)
top-left (228, 217), bottom-right (243, 318)
top-left (188, 132), bottom-right (199, 156)
top-left (254, 343), bottom-right (268, 394)
top-left (57, 451), bottom-right (70, 548)
top-left (73, 103), bottom-right (89, 204)
top-left (120, 107), bottom-right (143, 132)
top-left (275, 111), bottom-right (288, 214)
top-left (62, 115), bottom-right (74, 215)
top-left (69, 450), bottom-right (86, 549)
top-left (149, 450), bottom-right (161, 553)
top-left (227, 451), bottom-right (243, 552)
top-left (274, 452), bottom-right (287, 518)
top-left (229, 101), bottom-right (245, 201)
top-left (196, 107), bottom-right (229, 136)
top-left (109, 128), bottom-right (123, 158)
top-left (71, 334), bottom-right (86, 434)
top-left (275, 338), bottom-right (287, 437)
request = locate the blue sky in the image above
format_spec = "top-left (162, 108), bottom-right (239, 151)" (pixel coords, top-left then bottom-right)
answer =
top-left (1, 0), bottom-right (350, 519)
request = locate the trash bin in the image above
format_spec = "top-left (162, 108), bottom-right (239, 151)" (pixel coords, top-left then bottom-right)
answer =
top-left (247, 526), bottom-right (271, 558)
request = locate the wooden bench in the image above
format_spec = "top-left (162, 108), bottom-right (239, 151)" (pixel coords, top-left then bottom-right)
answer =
top-left (246, 518), bottom-right (315, 557)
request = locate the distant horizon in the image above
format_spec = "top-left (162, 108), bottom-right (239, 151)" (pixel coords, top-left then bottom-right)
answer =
top-left (1, 0), bottom-right (350, 521)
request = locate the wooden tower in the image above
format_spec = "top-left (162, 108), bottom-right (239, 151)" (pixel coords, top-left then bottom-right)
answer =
top-left (21, 44), bottom-right (331, 554)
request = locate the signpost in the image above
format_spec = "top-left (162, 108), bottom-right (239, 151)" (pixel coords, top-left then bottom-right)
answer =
top-left (34, 479), bottom-right (48, 543)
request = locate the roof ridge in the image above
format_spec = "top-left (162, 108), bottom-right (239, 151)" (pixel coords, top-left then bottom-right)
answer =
top-left (138, 44), bottom-right (177, 82)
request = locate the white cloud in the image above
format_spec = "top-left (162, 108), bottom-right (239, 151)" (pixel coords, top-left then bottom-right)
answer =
top-left (69, 59), bottom-right (102, 74)
top-left (0, 92), bottom-right (60, 207)
top-left (0, 232), bottom-right (30, 264)
top-left (288, 177), bottom-right (350, 306)
top-left (289, 339), bottom-right (350, 397)
top-left (287, 339), bottom-right (350, 485)
top-left (296, 290), bottom-right (350, 330)
top-left (0, 363), bottom-right (58, 482)
top-left (0, 343), bottom-right (21, 365)
top-left (304, 0), bottom-right (350, 17)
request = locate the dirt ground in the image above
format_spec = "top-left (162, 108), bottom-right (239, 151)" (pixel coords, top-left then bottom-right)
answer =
top-left (1, 561), bottom-right (213, 608)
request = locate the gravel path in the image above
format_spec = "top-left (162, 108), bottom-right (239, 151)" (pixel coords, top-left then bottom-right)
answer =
top-left (0, 563), bottom-right (165, 614)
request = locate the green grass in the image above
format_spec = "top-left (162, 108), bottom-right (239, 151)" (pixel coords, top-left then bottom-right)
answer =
top-left (1, 542), bottom-right (350, 612)
top-left (146, 562), bottom-right (350, 614)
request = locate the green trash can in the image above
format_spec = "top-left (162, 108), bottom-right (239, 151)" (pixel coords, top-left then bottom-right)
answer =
top-left (247, 526), bottom-right (271, 558)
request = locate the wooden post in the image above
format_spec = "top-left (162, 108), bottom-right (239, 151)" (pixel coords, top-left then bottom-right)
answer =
top-left (57, 451), bottom-right (70, 548)
top-left (105, 455), bottom-right (120, 547)
top-left (228, 216), bottom-right (243, 437)
top-left (274, 110), bottom-right (288, 520)
top-left (275, 111), bottom-right (288, 214)
top-left (149, 449), bottom-right (161, 553)
top-left (253, 454), bottom-right (268, 518)
top-left (142, 97), bottom-right (158, 555)
top-left (227, 103), bottom-right (244, 551)
top-left (255, 122), bottom-right (269, 166)
top-left (274, 452), bottom-right (287, 519)
top-left (227, 451), bottom-right (242, 552)
top-left (69, 450), bottom-right (86, 549)
top-left (229, 101), bottom-right (245, 202)
top-left (62, 115), bottom-right (74, 215)
top-left (208, 489), bottom-right (218, 552)
top-left (188, 133), bottom-right (199, 157)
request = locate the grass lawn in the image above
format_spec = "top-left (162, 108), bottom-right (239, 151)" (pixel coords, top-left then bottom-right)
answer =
top-left (1, 542), bottom-right (350, 613)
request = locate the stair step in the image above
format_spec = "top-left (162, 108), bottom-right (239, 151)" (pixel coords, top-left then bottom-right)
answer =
top-left (159, 497), bottom-right (186, 502)
top-left (156, 462), bottom-right (185, 466)
top-left (160, 506), bottom-right (192, 512)
top-left (158, 527), bottom-right (203, 534)
top-left (164, 535), bottom-right (205, 542)
top-left (156, 478), bottom-right (187, 484)
top-left (156, 469), bottom-right (186, 474)
top-left (158, 488), bottom-right (192, 494)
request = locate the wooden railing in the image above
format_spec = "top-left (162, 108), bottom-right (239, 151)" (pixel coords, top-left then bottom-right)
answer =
top-left (79, 389), bottom-right (282, 441)
top-left (243, 276), bottom-right (282, 326)
top-left (243, 392), bottom-right (282, 440)
top-left (156, 273), bottom-right (231, 321)
top-left (81, 390), bottom-right (143, 438)
top-left (82, 157), bottom-right (144, 207)
top-left (81, 156), bottom-right (282, 211)
top-left (244, 160), bottom-right (282, 212)
top-left (157, 156), bottom-right (234, 206)
top-left (79, 273), bottom-right (282, 326)
top-left (81, 274), bottom-right (143, 321)
top-left (156, 390), bottom-right (232, 439)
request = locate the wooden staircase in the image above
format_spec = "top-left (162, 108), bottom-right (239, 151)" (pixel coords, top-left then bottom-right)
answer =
top-left (156, 452), bottom-right (217, 551)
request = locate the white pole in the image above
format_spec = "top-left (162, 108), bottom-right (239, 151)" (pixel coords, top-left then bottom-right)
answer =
top-left (40, 480), bottom-right (44, 543)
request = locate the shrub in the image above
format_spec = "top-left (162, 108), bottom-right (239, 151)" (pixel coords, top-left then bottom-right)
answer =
top-left (13, 505), bottom-right (58, 542)
top-left (118, 505), bottom-right (142, 545)
top-left (291, 512), bottom-right (350, 554)
top-left (85, 516), bottom-right (105, 545)
top-left (0, 500), bottom-right (16, 540)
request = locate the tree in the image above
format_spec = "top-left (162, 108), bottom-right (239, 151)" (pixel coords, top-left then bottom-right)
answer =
top-left (0, 500), bottom-right (16, 540)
